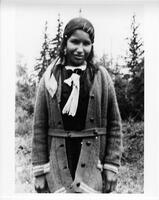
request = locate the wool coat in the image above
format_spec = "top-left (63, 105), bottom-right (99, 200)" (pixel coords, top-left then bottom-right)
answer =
top-left (32, 60), bottom-right (122, 193)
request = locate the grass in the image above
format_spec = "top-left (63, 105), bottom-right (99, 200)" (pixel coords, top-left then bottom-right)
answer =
top-left (117, 160), bottom-right (144, 193)
top-left (15, 134), bottom-right (35, 193)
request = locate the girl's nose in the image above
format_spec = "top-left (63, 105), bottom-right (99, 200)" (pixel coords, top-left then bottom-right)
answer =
top-left (76, 43), bottom-right (84, 53)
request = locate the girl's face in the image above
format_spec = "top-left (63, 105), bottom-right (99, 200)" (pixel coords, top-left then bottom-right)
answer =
top-left (65, 29), bottom-right (92, 66)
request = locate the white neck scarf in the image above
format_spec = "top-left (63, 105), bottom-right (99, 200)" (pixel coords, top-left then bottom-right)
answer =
top-left (44, 62), bottom-right (58, 98)
top-left (44, 62), bottom-right (87, 117)
top-left (62, 64), bottom-right (87, 116)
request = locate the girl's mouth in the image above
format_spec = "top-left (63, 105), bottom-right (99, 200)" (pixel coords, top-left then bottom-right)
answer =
top-left (74, 55), bottom-right (84, 60)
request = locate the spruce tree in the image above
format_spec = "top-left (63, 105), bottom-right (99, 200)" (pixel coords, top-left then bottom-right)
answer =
top-left (49, 14), bottom-right (63, 59)
top-left (126, 15), bottom-right (144, 77)
top-left (126, 14), bottom-right (144, 120)
top-left (34, 15), bottom-right (63, 82)
top-left (34, 21), bottom-right (51, 81)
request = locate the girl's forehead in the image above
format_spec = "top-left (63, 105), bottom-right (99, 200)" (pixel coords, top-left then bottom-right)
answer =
top-left (69, 29), bottom-right (91, 41)
top-left (63, 17), bottom-right (94, 43)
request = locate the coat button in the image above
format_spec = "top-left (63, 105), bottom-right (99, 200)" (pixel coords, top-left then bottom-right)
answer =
top-left (59, 144), bottom-right (64, 147)
top-left (81, 163), bottom-right (86, 168)
top-left (86, 141), bottom-right (91, 146)
top-left (76, 182), bottom-right (80, 187)
top-left (90, 117), bottom-right (94, 122)
top-left (94, 129), bottom-right (98, 135)
top-left (67, 131), bottom-right (71, 137)
top-left (90, 94), bottom-right (95, 99)
top-left (58, 121), bottom-right (62, 125)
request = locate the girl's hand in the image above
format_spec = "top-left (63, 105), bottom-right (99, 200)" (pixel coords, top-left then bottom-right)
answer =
top-left (102, 169), bottom-right (117, 193)
top-left (34, 175), bottom-right (47, 193)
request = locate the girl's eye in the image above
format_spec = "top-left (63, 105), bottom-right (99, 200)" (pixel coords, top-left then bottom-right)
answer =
top-left (83, 41), bottom-right (91, 46)
top-left (71, 39), bottom-right (80, 44)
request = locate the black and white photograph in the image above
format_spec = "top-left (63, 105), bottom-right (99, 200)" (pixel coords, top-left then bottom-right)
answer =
top-left (15, 2), bottom-right (144, 193)
top-left (0, 0), bottom-right (159, 199)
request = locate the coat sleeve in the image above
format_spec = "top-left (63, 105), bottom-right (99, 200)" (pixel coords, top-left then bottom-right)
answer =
top-left (32, 76), bottom-right (49, 167)
top-left (103, 69), bottom-right (123, 168)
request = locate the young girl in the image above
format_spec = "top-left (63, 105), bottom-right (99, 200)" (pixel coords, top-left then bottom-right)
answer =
top-left (32, 17), bottom-right (122, 193)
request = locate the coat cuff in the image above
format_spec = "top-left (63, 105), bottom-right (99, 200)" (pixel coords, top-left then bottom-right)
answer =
top-left (32, 162), bottom-right (50, 177)
top-left (97, 160), bottom-right (119, 174)
top-left (103, 163), bottom-right (119, 174)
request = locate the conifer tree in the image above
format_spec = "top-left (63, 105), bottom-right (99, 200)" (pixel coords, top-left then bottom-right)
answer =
top-left (126, 14), bottom-right (144, 120)
top-left (49, 14), bottom-right (63, 59)
top-left (126, 14), bottom-right (144, 77)
top-left (34, 21), bottom-right (51, 81)
top-left (34, 15), bottom-right (63, 82)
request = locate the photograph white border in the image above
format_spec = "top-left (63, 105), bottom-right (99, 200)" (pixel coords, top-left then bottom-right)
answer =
top-left (0, 0), bottom-right (159, 199)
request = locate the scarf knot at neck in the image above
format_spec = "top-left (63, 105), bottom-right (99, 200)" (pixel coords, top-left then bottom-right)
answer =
top-left (62, 64), bottom-right (87, 116)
